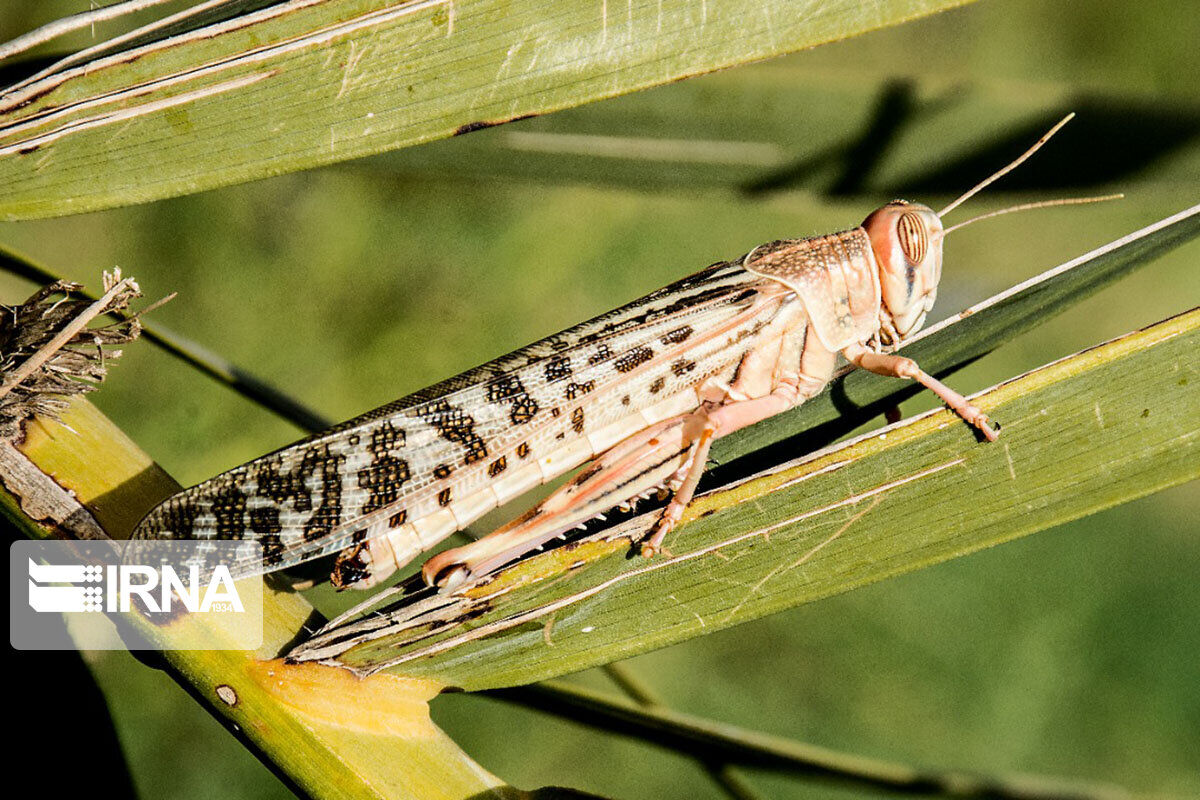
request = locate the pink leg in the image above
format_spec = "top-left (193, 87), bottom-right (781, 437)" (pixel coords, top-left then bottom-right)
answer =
top-left (642, 421), bottom-right (715, 556)
top-left (642, 379), bottom-right (807, 556)
top-left (842, 345), bottom-right (999, 441)
top-left (643, 324), bottom-right (840, 556)
top-left (421, 415), bottom-right (695, 588)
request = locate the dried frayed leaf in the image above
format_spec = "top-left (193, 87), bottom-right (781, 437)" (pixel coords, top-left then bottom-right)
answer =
top-left (0, 270), bottom-right (148, 439)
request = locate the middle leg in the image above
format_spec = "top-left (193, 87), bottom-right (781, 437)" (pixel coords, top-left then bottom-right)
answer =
top-left (642, 323), bottom-right (839, 555)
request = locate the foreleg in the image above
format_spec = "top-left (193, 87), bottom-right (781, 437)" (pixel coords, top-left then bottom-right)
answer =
top-left (842, 344), bottom-right (999, 441)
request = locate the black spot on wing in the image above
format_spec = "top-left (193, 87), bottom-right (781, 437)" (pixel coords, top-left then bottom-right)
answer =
top-left (248, 444), bottom-right (346, 543)
top-left (418, 399), bottom-right (488, 464)
top-left (358, 422), bottom-right (412, 515)
top-left (614, 346), bottom-right (654, 373)
top-left (588, 344), bottom-right (613, 365)
top-left (249, 507), bottom-right (281, 536)
top-left (302, 448), bottom-right (347, 541)
top-left (661, 325), bottom-right (694, 345)
top-left (254, 452), bottom-right (309, 513)
top-left (487, 375), bottom-right (539, 425)
top-left (153, 496), bottom-right (202, 539)
top-left (544, 356), bottom-right (572, 383)
top-left (671, 359), bottom-right (697, 377)
top-left (564, 380), bottom-right (595, 400)
top-left (260, 534), bottom-right (285, 566)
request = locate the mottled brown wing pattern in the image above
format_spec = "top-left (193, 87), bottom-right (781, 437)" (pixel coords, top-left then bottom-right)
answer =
top-left (133, 260), bottom-right (775, 579)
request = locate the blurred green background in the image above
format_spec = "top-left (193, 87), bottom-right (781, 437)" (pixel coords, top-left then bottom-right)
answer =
top-left (3, 0), bottom-right (1197, 798)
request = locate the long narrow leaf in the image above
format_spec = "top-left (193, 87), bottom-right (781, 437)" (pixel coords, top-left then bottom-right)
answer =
top-left (0, 0), bottom-right (970, 219)
top-left (361, 75), bottom-right (1200, 194)
top-left (291, 245), bottom-right (1199, 689)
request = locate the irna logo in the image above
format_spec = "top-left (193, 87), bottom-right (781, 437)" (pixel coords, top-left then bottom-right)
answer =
top-left (11, 540), bottom-right (264, 651)
top-left (27, 559), bottom-right (244, 615)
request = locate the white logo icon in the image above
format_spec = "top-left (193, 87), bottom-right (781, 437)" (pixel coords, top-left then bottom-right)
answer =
top-left (27, 561), bottom-right (104, 612)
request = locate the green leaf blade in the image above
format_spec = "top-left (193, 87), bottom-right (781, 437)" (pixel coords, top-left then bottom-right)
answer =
top-left (293, 303), bottom-right (1199, 690)
top-left (0, 0), bottom-right (971, 219)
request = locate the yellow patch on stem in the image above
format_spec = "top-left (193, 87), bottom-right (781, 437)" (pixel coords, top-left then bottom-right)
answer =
top-left (248, 660), bottom-right (443, 739)
top-left (17, 397), bottom-right (178, 537)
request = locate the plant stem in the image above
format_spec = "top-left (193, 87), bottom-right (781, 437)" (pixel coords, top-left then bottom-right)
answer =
top-left (491, 681), bottom-right (1133, 800)
top-left (0, 274), bottom-right (134, 400)
top-left (600, 663), bottom-right (763, 800)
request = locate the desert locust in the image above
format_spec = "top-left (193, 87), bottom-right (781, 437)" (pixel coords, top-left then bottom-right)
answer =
top-left (134, 115), bottom-right (1115, 592)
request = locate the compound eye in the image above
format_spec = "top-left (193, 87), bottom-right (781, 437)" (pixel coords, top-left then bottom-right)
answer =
top-left (897, 211), bottom-right (928, 264)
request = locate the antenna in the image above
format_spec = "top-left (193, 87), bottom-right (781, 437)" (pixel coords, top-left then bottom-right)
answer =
top-left (942, 193), bottom-right (1124, 236)
top-left (938, 113), bottom-right (1076, 218)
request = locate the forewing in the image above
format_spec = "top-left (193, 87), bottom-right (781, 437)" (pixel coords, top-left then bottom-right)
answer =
top-left (133, 260), bottom-right (770, 579)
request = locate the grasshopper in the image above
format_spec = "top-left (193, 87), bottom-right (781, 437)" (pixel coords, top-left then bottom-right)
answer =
top-left (134, 115), bottom-right (1114, 592)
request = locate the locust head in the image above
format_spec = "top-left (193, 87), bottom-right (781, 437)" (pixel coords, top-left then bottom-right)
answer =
top-left (859, 114), bottom-right (1122, 349)
top-left (862, 201), bottom-right (943, 346)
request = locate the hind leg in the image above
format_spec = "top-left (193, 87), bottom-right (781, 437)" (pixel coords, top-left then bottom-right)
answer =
top-left (422, 414), bottom-right (696, 589)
